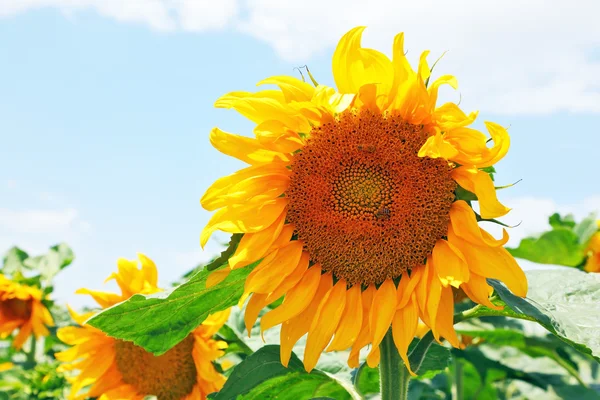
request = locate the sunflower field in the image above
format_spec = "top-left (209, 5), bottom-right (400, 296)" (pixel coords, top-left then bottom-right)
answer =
top-left (1, 27), bottom-right (599, 400)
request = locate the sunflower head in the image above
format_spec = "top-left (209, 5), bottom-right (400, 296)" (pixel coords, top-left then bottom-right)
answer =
top-left (56, 254), bottom-right (229, 400)
top-left (201, 26), bottom-right (527, 373)
top-left (0, 274), bottom-right (54, 349)
top-left (584, 221), bottom-right (600, 273)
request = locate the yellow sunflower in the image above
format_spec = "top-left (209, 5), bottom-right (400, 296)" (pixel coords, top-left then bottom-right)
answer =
top-left (56, 254), bottom-right (229, 400)
top-left (200, 26), bottom-right (527, 373)
top-left (0, 274), bottom-right (54, 349)
top-left (584, 221), bottom-right (600, 273)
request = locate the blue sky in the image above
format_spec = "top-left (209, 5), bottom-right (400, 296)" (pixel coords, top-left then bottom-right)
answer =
top-left (1, 4), bottom-right (599, 307)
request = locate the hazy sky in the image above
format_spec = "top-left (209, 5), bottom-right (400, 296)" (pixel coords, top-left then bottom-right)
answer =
top-left (1, 2), bottom-right (599, 308)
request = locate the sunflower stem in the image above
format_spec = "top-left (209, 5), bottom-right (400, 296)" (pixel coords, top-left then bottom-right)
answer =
top-left (25, 335), bottom-right (37, 370)
top-left (380, 329), bottom-right (410, 400)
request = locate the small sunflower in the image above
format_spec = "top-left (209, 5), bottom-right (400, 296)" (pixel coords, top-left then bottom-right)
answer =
top-left (201, 26), bottom-right (527, 373)
top-left (584, 221), bottom-right (600, 273)
top-left (56, 254), bottom-right (229, 400)
top-left (0, 274), bottom-right (53, 349)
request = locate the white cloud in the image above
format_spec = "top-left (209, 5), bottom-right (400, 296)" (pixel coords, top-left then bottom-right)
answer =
top-left (3, 1), bottom-right (599, 114)
top-left (0, 0), bottom-right (239, 32)
top-left (0, 207), bottom-right (90, 235)
top-left (239, 0), bottom-right (600, 115)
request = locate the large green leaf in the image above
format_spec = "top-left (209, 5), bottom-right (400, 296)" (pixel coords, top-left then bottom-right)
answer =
top-left (87, 263), bottom-right (256, 355)
top-left (506, 228), bottom-right (584, 267)
top-left (208, 345), bottom-right (356, 400)
top-left (484, 269), bottom-right (600, 361)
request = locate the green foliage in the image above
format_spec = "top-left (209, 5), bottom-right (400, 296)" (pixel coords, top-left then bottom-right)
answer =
top-left (507, 212), bottom-right (597, 267)
top-left (408, 332), bottom-right (452, 378)
top-left (484, 270), bottom-right (600, 361)
top-left (1, 243), bottom-right (74, 286)
top-left (87, 261), bottom-right (258, 355)
top-left (208, 345), bottom-right (355, 400)
top-left (0, 362), bottom-right (68, 400)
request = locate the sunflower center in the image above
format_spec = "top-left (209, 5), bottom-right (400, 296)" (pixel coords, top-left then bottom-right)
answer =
top-left (286, 109), bottom-right (456, 285)
top-left (0, 299), bottom-right (32, 320)
top-left (114, 336), bottom-right (197, 400)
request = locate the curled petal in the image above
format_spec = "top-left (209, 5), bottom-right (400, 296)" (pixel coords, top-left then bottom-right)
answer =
top-left (452, 166), bottom-right (511, 219)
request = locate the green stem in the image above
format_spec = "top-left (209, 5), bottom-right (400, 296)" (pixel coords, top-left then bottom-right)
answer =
top-left (25, 335), bottom-right (37, 369)
top-left (380, 329), bottom-right (410, 400)
top-left (453, 359), bottom-right (464, 400)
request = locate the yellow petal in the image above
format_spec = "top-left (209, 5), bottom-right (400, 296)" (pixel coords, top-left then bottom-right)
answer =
top-left (200, 197), bottom-right (288, 248)
top-left (452, 166), bottom-right (511, 219)
top-left (396, 270), bottom-right (422, 309)
top-left (392, 295), bottom-right (418, 376)
top-left (206, 268), bottom-right (231, 289)
top-left (254, 120), bottom-right (306, 153)
top-left (431, 239), bottom-right (470, 288)
top-left (257, 76), bottom-right (315, 103)
top-left (304, 280), bottom-right (347, 372)
top-left (385, 32), bottom-right (415, 110)
top-left (326, 284), bottom-right (363, 351)
top-left (137, 253), bottom-right (158, 287)
top-left (332, 26), bottom-right (394, 97)
top-left (445, 122), bottom-right (510, 168)
top-left (264, 252), bottom-right (310, 304)
top-left (460, 272), bottom-right (503, 310)
top-left (280, 273), bottom-right (332, 367)
top-left (424, 258), bottom-right (443, 342)
top-left (448, 225), bottom-right (527, 297)
top-left (450, 200), bottom-right (509, 247)
top-left (418, 130), bottom-right (459, 160)
top-left (214, 90), bottom-right (304, 129)
top-left (202, 171), bottom-right (289, 211)
top-left (244, 240), bottom-right (304, 294)
top-left (427, 74), bottom-right (458, 111)
top-left (267, 224), bottom-right (296, 253)
top-left (229, 212), bottom-right (286, 269)
top-left (433, 103), bottom-right (478, 131)
top-left (260, 265), bottom-right (322, 333)
top-left (348, 285), bottom-right (376, 368)
top-left (245, 293), bottom-right (269, 334)
top-left (209, 127), bottom-right (290, 165)
top-left (75, 288), bottom-right (122, 309)
top-left (436, 286), bottom-right (461, 348)
top-left (202, 163), bottom-right (290, 212)
top-left (367, 279), bottom-right (397, 366)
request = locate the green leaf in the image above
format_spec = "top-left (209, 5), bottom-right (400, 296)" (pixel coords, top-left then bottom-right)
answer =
top-left (574, 213), bottom-right (599, 245)
top-left (24, 243), bottom-right (74, 282)
top-left (407, 331), bottom-right (452, 378)
top-left (352, 363), bottom-right (379, 397)
top-left (452, 347), bottom-right (564, 391)
top-left (455, 185), bottom-right (477, 202)
top-left (216, 324), bottom-right (254, 357)
top-left (209, 345), bottom-right (354, 400)
top-left (204, 234), bottom-right (243, 271)
top-left (486, 269), bottom-right (600, 361)
top-left (506, 228), bottom-right (585, 267)
top-left (549, 213), bottom-right (576, 230)
top-left (87, 262), bottom-right (256, 355)
top-left (2, 247), bottom-right (29, 275)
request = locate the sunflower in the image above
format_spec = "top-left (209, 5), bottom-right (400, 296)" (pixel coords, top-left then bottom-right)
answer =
top-left (0, 274), bottom-right (54, 349)
top-left (584, 221), bottom-right (600, 273)
top-left (200, 26), bottom-right (527, 373)
top-left (56, 254), bottom-right (229, 400)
